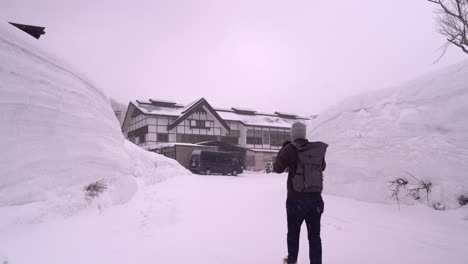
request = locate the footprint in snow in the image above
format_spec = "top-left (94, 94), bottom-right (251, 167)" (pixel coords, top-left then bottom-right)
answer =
top-left (322, 221), bottom-right (344, 231)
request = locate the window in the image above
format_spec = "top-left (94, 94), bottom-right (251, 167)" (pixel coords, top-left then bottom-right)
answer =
top-left (157, 133), bottom-right (169, 142)
top-left (189, 120), bottom-right (213, 129)
top-left (177, 134), bottom-right (217, 144)
top-left (201, 151), bottom-right (217, 162)
top-left (216, 154), bottom-right (231, 163)
top-left (221, 136), bottom-right (239, 145)
top-left (139, 134), bottom-right (146, 143)
top-left (197, 120), bottom-right (206, 128)
top-left (270, 131), bottom-right (290, 146)
top-left (228, 130), bottom-right (240, 137)
top-left (247, 129), bottom-right (262, 145)
top-left (263, 131), bottom-right (270, 145)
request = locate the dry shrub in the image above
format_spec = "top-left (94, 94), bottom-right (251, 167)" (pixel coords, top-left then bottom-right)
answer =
top-left (84, 180), bottom-right (107, 203)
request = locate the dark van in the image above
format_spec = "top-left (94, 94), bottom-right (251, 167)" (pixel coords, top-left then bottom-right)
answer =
top-left (190, 150), bottom-right (243, 176)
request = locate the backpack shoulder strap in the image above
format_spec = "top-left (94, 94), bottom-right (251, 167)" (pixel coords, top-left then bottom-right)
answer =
top-left (290, 142), bottom-right (301, 150)
top-left (290, 141), bottom-right (311, 151)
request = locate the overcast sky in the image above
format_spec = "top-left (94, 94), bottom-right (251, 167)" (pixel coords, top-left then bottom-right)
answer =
top-left (2, 0), bottom-right (466, 116)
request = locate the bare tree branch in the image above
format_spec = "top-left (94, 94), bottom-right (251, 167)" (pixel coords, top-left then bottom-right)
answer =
top-left (426, 0), bottom-right (468, 58)
top-left (433, 41), bottom-right (451, 63)
top-left (449, 37), bottom-right (468, 52)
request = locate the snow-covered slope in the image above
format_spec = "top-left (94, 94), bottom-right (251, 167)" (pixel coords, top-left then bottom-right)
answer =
top-left (0, 21), bottom-right (188, 223)
top-left (308, 60), bottom-right (468, 208)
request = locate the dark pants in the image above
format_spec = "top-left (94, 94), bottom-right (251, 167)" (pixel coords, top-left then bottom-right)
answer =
top-left (286, 196), bottom-right (324, 264)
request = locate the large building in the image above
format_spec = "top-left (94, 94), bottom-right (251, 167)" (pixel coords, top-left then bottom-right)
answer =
top-left (122, 98), bottom-right (309, 171)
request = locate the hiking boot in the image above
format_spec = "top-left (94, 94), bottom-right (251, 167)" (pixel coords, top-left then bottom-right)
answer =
top-left (283, 256), bottom-right (297, 264)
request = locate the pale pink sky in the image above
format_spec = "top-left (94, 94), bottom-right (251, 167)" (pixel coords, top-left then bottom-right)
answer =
top-left (2, 0), bottom-right (465, 116)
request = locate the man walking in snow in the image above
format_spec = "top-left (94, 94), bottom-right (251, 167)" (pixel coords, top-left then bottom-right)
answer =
top-left (274, 122), bottom-right (328, 264)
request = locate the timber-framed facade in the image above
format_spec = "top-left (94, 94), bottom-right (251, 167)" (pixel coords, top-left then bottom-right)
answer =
top-left (122, 98), bottom-right (310, 170)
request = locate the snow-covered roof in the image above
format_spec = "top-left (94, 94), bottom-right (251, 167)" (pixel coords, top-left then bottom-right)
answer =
top-left (275, 111), bottom-right (296, 116)
top-left (131, 99), bottom-right (309, 129)
top-left (143, 143), bottom-right (218, 150)
top-left (231, 107), bottom-right (257, 115)
top-left (274, 111), bottom-right (298, 119)
top-left (181, 98), bottom-right (204, 113)
top-left (133, 101), bottom-right (182, 116)
top-left (232, 107), bottom-right (257, 112)
top-left (217, 111), bottom-right (296, 128)
top-left (149, 98), bottom-right (177, 105)
top-left (249, 149), bottom-right (280, 153)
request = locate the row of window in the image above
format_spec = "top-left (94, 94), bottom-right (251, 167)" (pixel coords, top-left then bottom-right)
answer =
top-left (130, 132), bottom-right (288, 148)
top-left (128, 114), bottom-right (243, 133)
top-left (127, 115), bottom-right (291, 148)
top-left (246, 129), bottom-right (290, 146)
top-left (177, 134), bottom-right (218, 144)
top-left (131, 132), bottom-right (240, 145)
top-left (130, 134), bottom-right (288, 147)
top-left (129, 114), bottom-right (292, 138)
top-left (157, 133), bottom-right (169, 142)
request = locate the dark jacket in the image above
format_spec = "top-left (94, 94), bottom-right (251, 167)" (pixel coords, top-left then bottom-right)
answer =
top-left (273, 138), bottom-right (327, 197)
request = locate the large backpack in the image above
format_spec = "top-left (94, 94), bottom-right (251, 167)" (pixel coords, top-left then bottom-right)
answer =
top-left (290, 141), bottom-right (328, 193)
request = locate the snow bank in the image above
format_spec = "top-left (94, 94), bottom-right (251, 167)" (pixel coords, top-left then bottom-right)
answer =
top-left (308, 60), bottom-right (468, 208)
top-left (0, 21), bottom-right (188, 223)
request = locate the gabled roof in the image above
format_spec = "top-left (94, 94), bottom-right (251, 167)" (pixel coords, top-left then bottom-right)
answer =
top-left (167, 98), bottom-right (231, 132)
top-left (181, 98), bottom-right (204, 114)
top-left (126, 98), bottom-right (311, 130)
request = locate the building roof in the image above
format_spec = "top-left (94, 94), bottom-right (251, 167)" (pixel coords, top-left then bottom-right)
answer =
top-left (129, 98), bottom-right (310, 129)
top-left (143, 143), bottom-right (218, 150)
top-left (136, 102), bottom-right (182, 116)
top-left (197, 141), bottom-right (248, 150)
top-left (231, 107), bottom-right (257, 115)
top-left (249, 149), bottom-right (280, 153)
top-left (167, 98), bottom-right (231, 131)
top-left (216, 111), bottom-right (296, 128)
top-left (274, 111), bottom-right (297, 119)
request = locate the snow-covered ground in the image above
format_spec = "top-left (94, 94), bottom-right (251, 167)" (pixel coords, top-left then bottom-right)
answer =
top-left (308, 60), bottom-right (468, 209)
top-left (1, 172), bottom-right (467, 264)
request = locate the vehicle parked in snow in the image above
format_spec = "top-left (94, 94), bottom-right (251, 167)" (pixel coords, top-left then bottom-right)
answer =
top-left (265, 162), bottom-right (273, 173)
top-left (189, 150), bottom-right (243, 176)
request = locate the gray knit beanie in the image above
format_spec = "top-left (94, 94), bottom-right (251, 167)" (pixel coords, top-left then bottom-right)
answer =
top-left (291, 122), bottom-right (306, 141)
